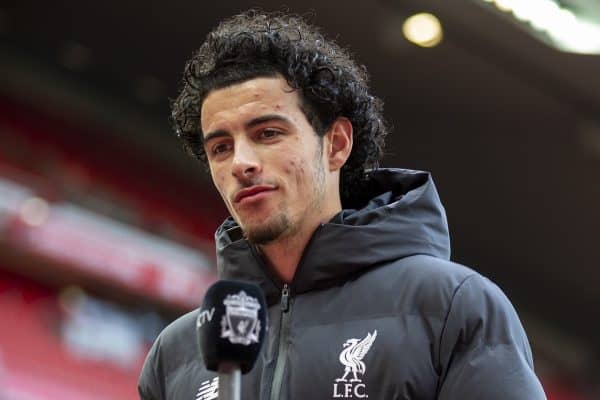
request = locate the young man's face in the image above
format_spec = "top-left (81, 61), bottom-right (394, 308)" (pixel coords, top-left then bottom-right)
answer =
top-left (200, 76), bottom-right (340, 244)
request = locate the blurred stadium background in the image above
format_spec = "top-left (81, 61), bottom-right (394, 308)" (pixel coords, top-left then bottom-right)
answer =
top-left (0, 0), bottom-right (598, 398)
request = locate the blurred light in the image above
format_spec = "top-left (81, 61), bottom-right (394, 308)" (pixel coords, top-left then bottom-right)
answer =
top-left (529, 1), bottom-right (563, 31)
top-left (19, 196), bottom-right (49, 226)
top-left (402, 13), bottom-right (443, 48)
top-left (58, 285), bottom-right (86, 313)
top-left (0, 177), bottom-right (33, 217)
top-left (552, 18), bottom-right (600, 54)
top-left (494, 0), bottom-right (514, 12)
top-left (59, 41), bottom-right (92, 71)
top-left (479, 0), bottom-right (600, 54)
top-left (60, 291), bottom-right (146, 369)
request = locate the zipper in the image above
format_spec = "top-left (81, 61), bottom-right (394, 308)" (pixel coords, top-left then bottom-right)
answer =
top-left (269, 283), bottom-right (292, 400)
top-left (280, 283), bottom-right (290, 312)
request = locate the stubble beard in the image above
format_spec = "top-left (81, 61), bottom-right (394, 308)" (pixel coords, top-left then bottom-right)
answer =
top-left (242, 208), bottom-right (292, 245)
top-left (242, 143), bottom-right (326, 246)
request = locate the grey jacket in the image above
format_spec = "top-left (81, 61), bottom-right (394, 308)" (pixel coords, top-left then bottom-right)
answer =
top-left (138, 169), bottom-right (546, 400)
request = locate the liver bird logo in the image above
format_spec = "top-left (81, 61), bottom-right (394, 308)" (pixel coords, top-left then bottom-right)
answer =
top-left (335, 330), bottom-right (378, 382)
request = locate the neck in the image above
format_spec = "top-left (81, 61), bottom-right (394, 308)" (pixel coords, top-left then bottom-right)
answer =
top-left (259, 228), bottom-right (313, 284)
top-left (258, 208), bottom-right (340, 284)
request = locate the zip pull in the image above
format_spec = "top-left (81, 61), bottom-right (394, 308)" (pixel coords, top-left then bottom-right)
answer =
top-left (280, 284), bottom-right (290, 312)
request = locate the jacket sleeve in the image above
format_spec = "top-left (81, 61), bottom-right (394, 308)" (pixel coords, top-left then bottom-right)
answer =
top-left (138, 335), bottom-right (165, 400)
top-left (437, 274), bottom-right (546, 399)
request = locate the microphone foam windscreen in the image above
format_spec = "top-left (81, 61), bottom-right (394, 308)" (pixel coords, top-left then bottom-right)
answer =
top-left (196, 280), bottom-right (268, 374)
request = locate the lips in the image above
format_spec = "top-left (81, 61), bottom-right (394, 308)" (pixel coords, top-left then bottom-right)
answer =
top-left (233, 185), bottom-right (276, 204)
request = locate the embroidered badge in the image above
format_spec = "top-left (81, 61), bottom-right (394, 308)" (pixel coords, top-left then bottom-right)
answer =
top-left (333, 330), bottom-right (377, 398)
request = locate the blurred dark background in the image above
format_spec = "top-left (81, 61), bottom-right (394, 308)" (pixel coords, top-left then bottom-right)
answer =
top-left (0, 0), bottom-right (598, 398)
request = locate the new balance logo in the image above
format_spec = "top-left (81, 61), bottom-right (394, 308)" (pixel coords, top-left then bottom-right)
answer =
top-left (196, 377), bottom-right (219, 400)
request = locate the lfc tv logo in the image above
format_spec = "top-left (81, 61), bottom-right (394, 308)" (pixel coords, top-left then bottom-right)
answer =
top-left (332, 330), bottom-right (377, 398)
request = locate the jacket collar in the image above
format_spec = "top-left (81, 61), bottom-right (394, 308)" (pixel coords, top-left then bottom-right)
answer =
top-left (215, 168), bottom-right (450, 305)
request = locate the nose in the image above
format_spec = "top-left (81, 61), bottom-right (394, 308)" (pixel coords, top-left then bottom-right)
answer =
top-left (231, 139), bottom-right (261, 180)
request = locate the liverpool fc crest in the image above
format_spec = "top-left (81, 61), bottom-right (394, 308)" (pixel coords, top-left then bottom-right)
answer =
top-left (333, 330), bottom-right (377, 398)
top-left (220, 290), bottom-right (261, 345)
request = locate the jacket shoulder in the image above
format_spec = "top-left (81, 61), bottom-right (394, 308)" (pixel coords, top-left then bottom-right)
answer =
top-left (365, 255), bottom-right (480, 313)
top-left (390, 254), bottom-right (477, 284)
top-left (389, 256), bottom-right (522, 330)
top-left (138, 309), bottom-right (200, 399)
top-left (436, 269), bottom-right (545, 398)
top-left (156, 308), bottom-right (200, 355)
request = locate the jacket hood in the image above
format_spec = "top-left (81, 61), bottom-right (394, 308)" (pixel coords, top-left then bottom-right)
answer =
top-left (215, 168), bottom-right (450, 304)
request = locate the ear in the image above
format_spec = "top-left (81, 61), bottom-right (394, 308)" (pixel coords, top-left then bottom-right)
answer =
top-left (325, 117), bottom-right (353, 172)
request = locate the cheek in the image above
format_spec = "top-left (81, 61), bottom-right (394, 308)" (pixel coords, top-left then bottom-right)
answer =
top-left (283, 157), bottom-right (310, 189)
top-left (210, 169), bottom-right (228, 197)
top-left (283, 158), bottom-right (297, 174)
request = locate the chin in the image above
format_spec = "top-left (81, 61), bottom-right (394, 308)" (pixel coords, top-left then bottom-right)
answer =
top-left (241, 213), bottom-right (291, 245)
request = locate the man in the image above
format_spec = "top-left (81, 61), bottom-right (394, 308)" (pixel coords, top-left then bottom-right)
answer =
top-left (138, 11), bottom-right (546, 400)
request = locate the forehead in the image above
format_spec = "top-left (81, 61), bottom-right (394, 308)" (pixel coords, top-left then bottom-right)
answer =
top-left (200, 76), bottom-right (302, 133)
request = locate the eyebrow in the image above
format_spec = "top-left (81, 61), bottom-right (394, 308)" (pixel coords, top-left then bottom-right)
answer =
top-left (203, 114), bottom-right (292, 144)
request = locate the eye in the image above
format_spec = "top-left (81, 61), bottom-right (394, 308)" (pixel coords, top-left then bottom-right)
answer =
top-left (261, 129), bottom-right (282, 139)
top-left (211, 142), bottom-right (232, 155)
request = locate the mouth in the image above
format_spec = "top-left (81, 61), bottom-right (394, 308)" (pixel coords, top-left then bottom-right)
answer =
top-left (233, 185), bottom-right (277, 204)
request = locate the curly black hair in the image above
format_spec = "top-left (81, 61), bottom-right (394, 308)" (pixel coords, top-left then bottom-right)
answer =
top-left (172, 10), bottom-right (388, 203)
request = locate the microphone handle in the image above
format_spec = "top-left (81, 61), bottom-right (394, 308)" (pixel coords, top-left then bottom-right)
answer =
top-left (218, 362), bottom-right (241, 400)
